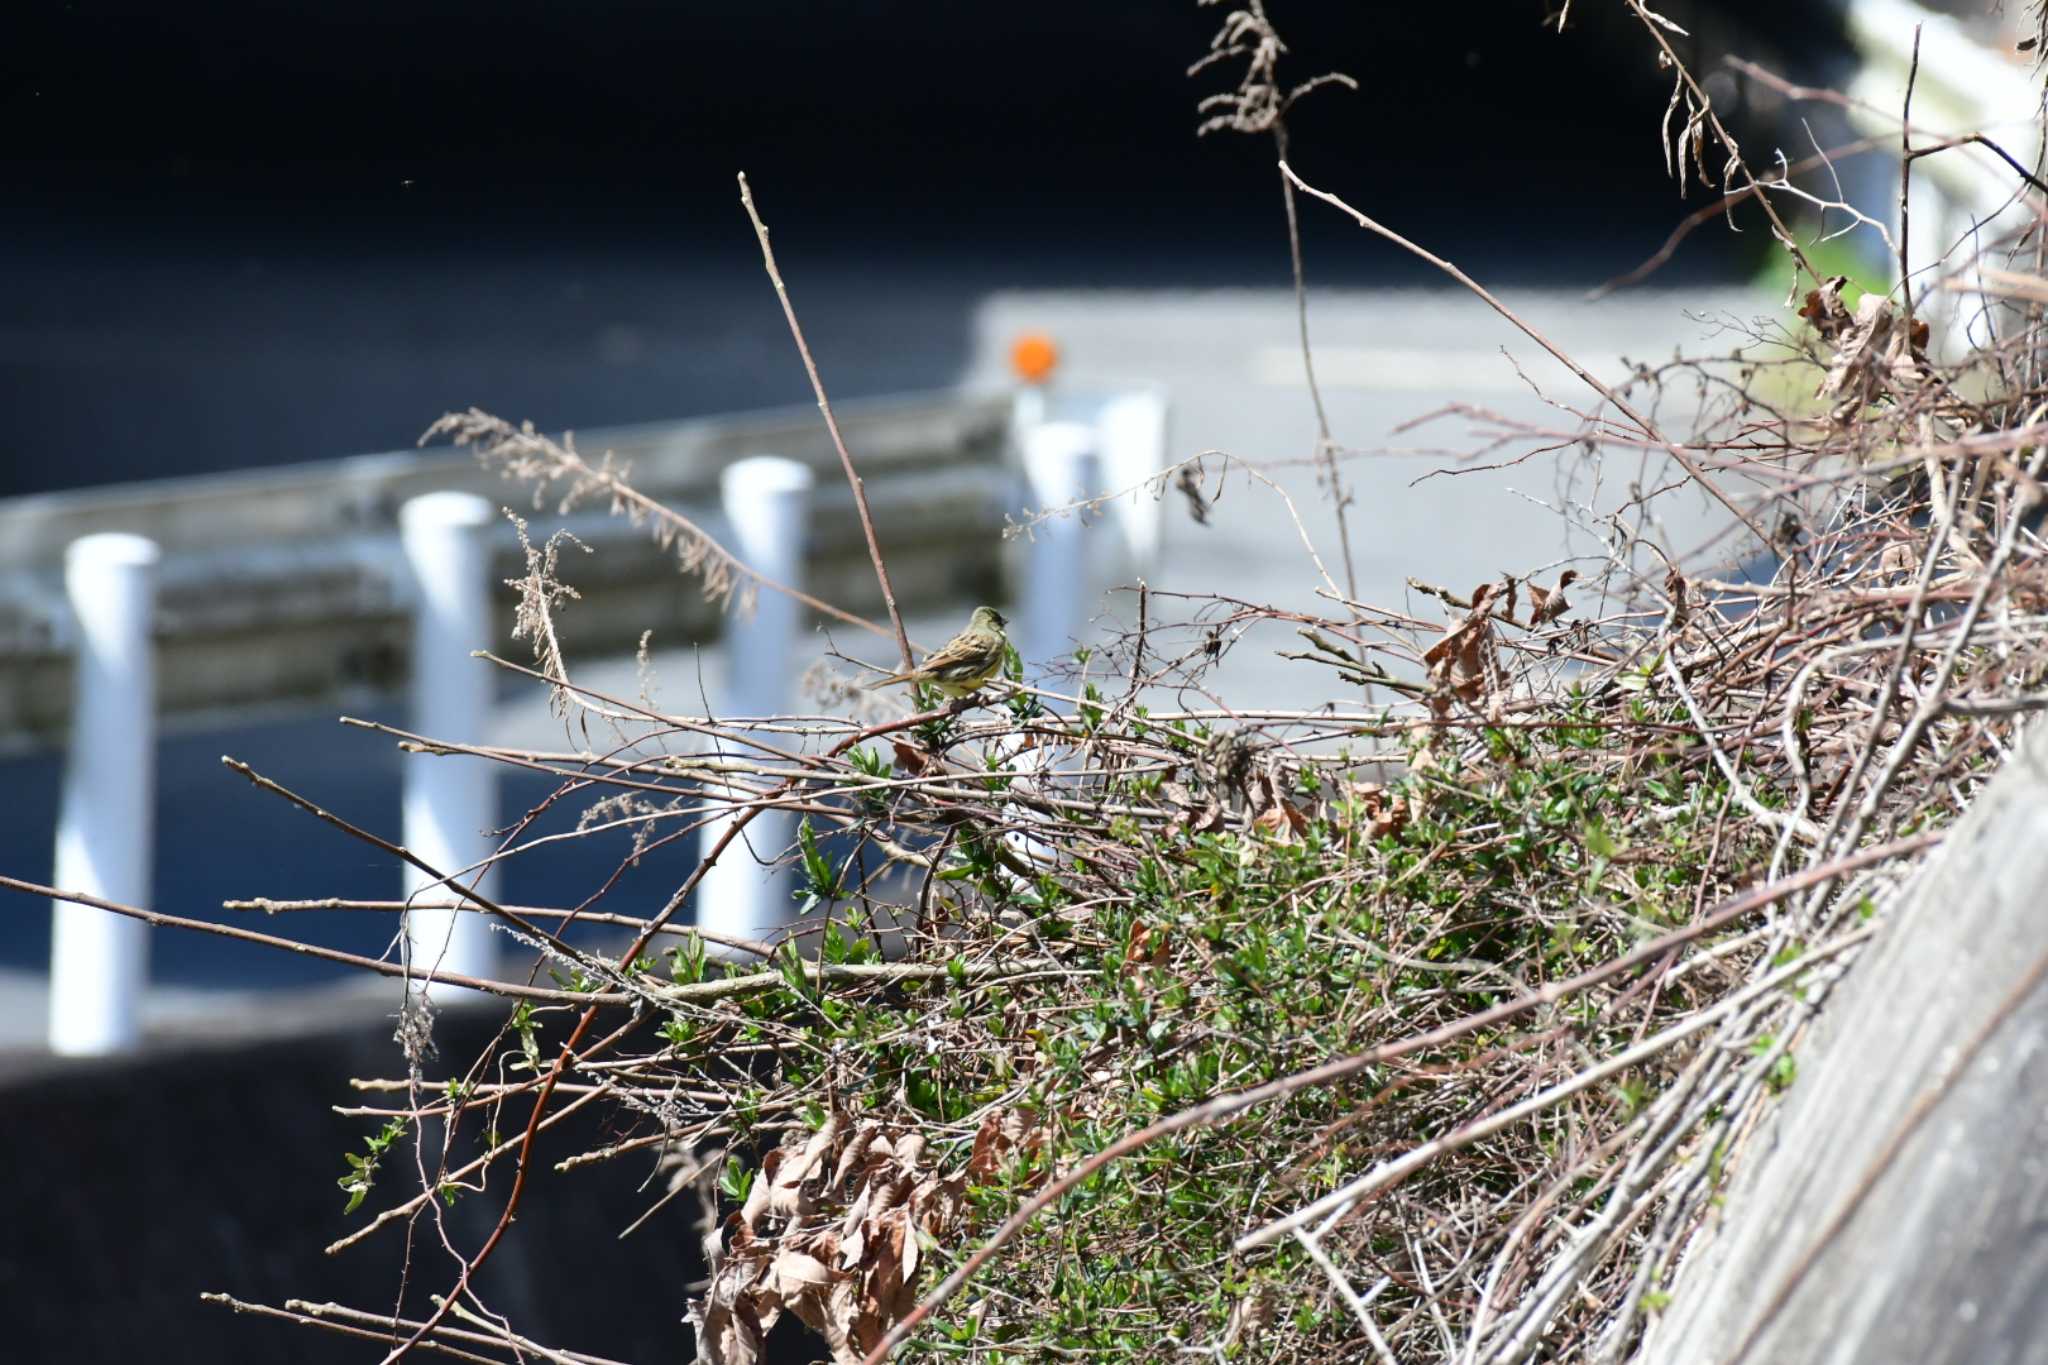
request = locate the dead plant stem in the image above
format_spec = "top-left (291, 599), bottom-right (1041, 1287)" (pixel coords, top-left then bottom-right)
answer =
top-left (1278, 160), bottom-right (1773, 547)
top-left (737, 172), bottom-right (915, 671)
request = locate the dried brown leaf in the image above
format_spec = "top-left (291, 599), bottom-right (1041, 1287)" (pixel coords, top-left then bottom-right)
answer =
top-left (1175, 463), bottom-right (1212, 524)
top-left (1335, 780), bottom-right (1409, 840)
top-left (738, 1149), bottom-right (779, 1232)
top-left (1424, 618), bottom-right (1493, 705)
top-left (1252, 799), bottom-right (1310, 843)
top-left (1529, 569), bottom-right (1579, 624)
top-left (1798, 275), bottom-right (1854, 339)
top-left (1125, 919), bottom-right (1170, 966)
top-left (767, 1249), bottom-right (840, 1296)
top-left (1878, 541), bottom-right (1918, 580)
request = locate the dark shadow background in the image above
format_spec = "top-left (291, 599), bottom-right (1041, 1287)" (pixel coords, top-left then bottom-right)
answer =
top-left (1, 1), bottom-right (1846, 497)
top-left (0, 3), bottom-right (1854, 1361)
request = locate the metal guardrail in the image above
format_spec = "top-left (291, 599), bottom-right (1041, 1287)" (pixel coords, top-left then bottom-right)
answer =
top-left (1842, 0), bottom-right (2040, 292)
top-left (13, 380), bottom-right (1170, 1053)
top-left (0, 389), bottom-right (1016, 748)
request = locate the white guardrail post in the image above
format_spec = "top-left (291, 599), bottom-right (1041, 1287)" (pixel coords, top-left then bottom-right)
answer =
top-left (1019, 420), bottom-right (1100, 683)
top-left (48, 533), bottom-right (161, 1056)
top-left (1010, 382), bottom-right (1169, 655)
top-left (696, 457), bottom-right (815, 947)
top-left (399, 492), bottom-right (500, 984)
top-left (1096, 388), bottom-right (1169, 582)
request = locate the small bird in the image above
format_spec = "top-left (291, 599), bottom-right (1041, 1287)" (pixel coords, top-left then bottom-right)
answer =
top-left (867, 606), bottom-right (1010, 698)
top-left (1528, 570), bottom-right (1579, 625)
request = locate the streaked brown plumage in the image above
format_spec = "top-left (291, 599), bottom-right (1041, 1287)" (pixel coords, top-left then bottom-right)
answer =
top-left (867, 606), bottom-right (1010, 698)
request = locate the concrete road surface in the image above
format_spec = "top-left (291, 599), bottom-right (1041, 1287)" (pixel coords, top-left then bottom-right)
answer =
top-left (0, 284), bottom-right (1781, 1012)
top-left (957, 285), bottom-right (1770, 710)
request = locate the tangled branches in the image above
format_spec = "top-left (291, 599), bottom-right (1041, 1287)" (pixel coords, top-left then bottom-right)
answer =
top-left (425, 407), bottom-right (883, 638)
top-left (152, 11), bottom-right (2048, 1365)
top-left (291, 276), bottom-right (2048, 1358)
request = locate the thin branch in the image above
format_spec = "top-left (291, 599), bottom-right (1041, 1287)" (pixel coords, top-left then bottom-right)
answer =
top-left (423, 409), bottom-right (888, 639)
top-left (220, 757), bottom-right (598, 974)
top-left (1278, 160), bottom-right (1773, 547)
top-left (1589, 133), bottom-right (1891, 299)
top-left (0, 875), bottom-right (623, 1005)
top-left (200, 1295), bottom-right (506, 1364)
top-left (737, 172), bottom-right (915, 671)
top-left (1239, 923), bottom-right (1873, 1250)
top-left (224, 897), bottom-right (777, 958)
top-left (1899, 25), bottom-right (1923, 342)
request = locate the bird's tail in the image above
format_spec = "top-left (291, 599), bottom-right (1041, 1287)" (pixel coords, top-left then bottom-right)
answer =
top-left (866, 670), bottom-right (917, 690)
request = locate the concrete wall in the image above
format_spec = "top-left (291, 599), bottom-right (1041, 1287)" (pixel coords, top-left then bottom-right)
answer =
top-left (0, 995), bottom-right (815, 1362)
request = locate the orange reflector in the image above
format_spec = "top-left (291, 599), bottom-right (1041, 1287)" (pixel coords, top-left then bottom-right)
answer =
top-left (1009, 331), bottom-right (1060, 385)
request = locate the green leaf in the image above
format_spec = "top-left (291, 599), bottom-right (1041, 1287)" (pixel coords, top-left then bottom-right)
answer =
top-left (797, 818), bottom-right (838, 902)
top-left (510, 1006), bottom-right (542, 1071)
top-left (669, 933), bottom-right (707, 985)
top-left (776, 942), bottom-right (814, 998)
